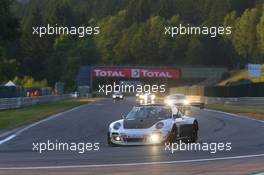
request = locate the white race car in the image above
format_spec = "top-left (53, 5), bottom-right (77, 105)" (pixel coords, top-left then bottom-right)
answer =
top-left (112, 92), bottom-right (124, 100)
top-left (164, 94), bottom-right (204, 109)
top-left (164, 94), bottom-right (190, 106)
top-left (137, 93), bottom-right (156, 101)
top-left (107, 104), bottom-right (198, 146)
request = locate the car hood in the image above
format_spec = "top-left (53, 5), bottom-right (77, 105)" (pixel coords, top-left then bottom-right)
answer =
top-left (123, 118), bottom-right (159, 129)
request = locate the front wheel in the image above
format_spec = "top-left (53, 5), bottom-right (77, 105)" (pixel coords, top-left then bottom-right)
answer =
top-left (189, 122), bottom-right (198, 143)
top-left (107, 132), bottom-right (117, 147)
top-left (107, 132), bottom-right (111, 145)
top-left (165, 125), bottom-right (178, 143)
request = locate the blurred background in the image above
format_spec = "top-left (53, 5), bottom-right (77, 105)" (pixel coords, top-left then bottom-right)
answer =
top-left (0, 0), bottom-right (264, 97)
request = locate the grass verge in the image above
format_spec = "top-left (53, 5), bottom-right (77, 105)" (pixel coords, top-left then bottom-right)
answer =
top-left (205, 104), bottom-right (264, 121)
top-left (0, 98), bottom-right (96, 130)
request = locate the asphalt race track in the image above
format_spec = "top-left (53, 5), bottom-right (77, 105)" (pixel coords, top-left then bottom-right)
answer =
top-left (0, 97), bottom-right (264, 175)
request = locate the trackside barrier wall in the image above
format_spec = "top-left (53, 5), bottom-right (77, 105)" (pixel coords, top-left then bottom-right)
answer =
top-left (0, 95), bottom-right (73, 110)
top-left (203, 96), bottom-right (264, 105)
top-left (170, 86), bottom-right (205, 96)
top-left (170, 82), bottom-right (264, 97)
top-left (185, 95), bottom-right (264, 106)
top-left (204, 83), bottom-right (264, 97)
top-left (0, 86), bottom-right (53, 98)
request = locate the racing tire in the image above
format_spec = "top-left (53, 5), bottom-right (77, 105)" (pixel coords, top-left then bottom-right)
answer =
top-left (165, 124), bottom-right (178, 143)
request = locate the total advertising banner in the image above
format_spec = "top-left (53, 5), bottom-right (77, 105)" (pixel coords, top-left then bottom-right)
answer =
top-left (92, 67), bottom-right (180, 78)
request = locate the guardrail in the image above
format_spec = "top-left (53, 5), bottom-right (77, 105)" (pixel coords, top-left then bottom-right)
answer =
top-left (187, 95), bottom-right (264, 106)
top-left (204, 96), bottom-right (264, 106)
top-left (0, 95), bottom-right (74, 110)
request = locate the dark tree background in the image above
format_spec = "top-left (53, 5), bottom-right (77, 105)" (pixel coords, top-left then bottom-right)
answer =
top-left (0, 0), bottom-right (263, 90)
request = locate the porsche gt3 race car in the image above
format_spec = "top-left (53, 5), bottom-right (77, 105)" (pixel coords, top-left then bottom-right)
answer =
top-left (107, 104), bottom-right (198, 146)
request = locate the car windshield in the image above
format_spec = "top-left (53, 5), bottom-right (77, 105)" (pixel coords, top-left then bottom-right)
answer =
top-left (113, 92), bottom-right (122, 95)
top-left (126, 106), bottom-right (172, 119)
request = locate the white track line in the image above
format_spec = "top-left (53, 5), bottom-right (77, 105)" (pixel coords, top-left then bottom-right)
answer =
top-left (0, 134), bottom-right (16, 145)
top-left (204, 109), bottom-right (264, 123)
top-left (0, 153), bottom-right (264, 170)
top-left (0, 103), bottom-right (92, 145)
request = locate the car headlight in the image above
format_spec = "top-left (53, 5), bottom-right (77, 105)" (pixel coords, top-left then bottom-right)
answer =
top-left (149, 133), bottom-right (161, 143)
top-left (155, 122), bottom-right (164, 129)
top-left (151, 94), bottom-right (156, 100)
top-left (113, 135), bottom-right (121, 141)
top-left (184, 100), bottom-right (190, 105)
top-left (113, 95), bottom-right (116, 98)
top-left (113, 122), bottom-right (121, 130)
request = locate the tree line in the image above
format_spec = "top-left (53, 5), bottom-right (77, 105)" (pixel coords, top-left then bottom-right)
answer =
top-left (0, 0), bottom-right (263, 91)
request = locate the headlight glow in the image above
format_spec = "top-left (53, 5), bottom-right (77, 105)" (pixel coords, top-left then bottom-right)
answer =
top-left (149, 133), bottom-right (161, 143)
top-left (165, 99), bottom-right (173, 106)
top-left (113, 122), bottom-right (121, 130)
top-left (151, 94), bottom-right (156, 100)
top-left (113, 136), bottom-right (121, 141)
top-left (184, 100), bottom-right (190, 105)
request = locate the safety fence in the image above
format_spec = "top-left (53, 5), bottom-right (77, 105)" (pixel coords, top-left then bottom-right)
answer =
top-left (0, 94), bottom-right (74, 110)
top-left (204, 96), bottom-right (264, 106)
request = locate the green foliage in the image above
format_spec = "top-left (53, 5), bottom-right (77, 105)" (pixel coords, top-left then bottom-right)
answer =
top-left (0, 0), bottom-right (19, 83)
top-left (95, 10), bottom-right (128, 63)
top-left (0, 0), bottom-right (20, 41)
top-left (0, 51), bottom-right (18, 83)
top-left (47, 35), bottom-right (100, 91)
top-left (224, 5), bottom-right (264, 64)
top-left (13, 76), bottom-right (48, 88)
top-left (257, 5), bottom-right (264, 57)
top-left (1, 0), bottom-right (263, 91)
top-left (233, 8), bottom-right (259, 60)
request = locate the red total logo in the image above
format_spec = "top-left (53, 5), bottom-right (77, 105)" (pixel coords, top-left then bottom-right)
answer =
top-left (141, 70), bottom-right (172, 78)
top-left (92, 68), bottom-right (131, 78)
top-left (92, 67), bottom-right (180, 78)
